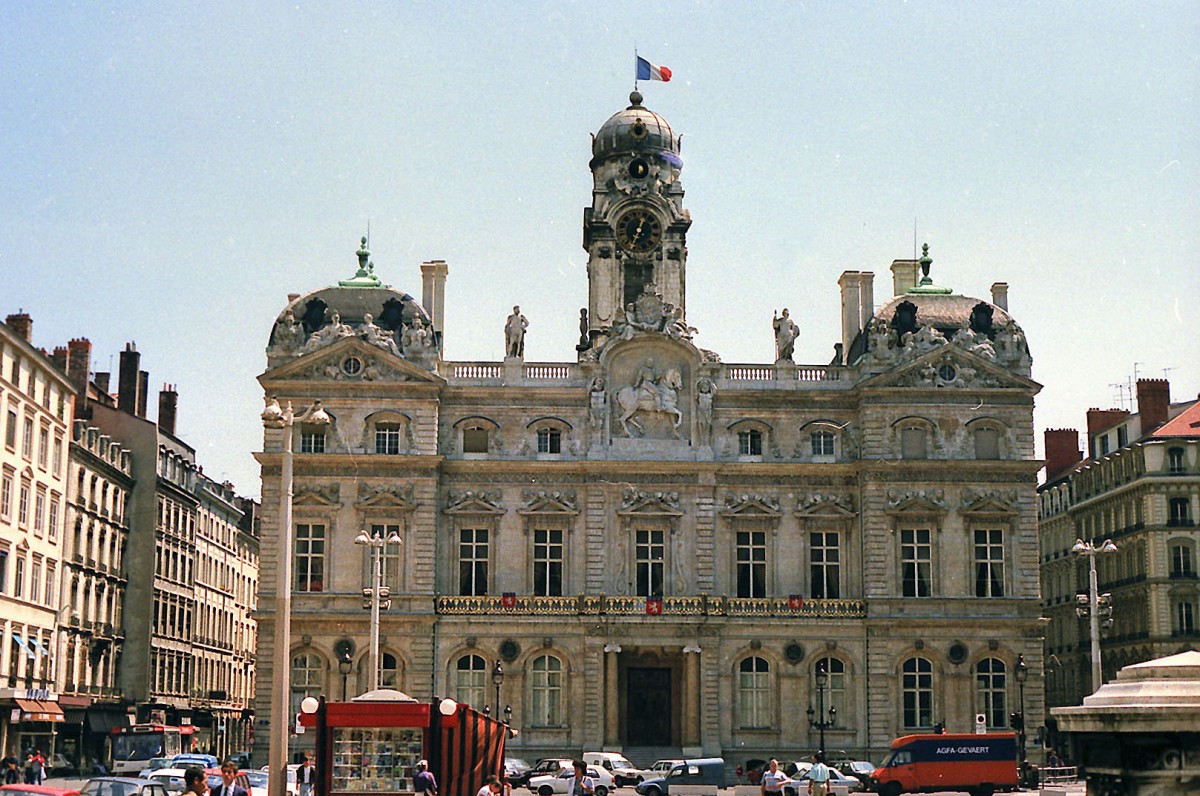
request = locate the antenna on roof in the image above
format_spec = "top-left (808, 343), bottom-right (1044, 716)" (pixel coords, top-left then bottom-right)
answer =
top-left (1163, 366), bottom-right (1177, 379)
top-left (913, 219), bottom-right (918, 260)
top-left (366, 217), bottom-right (371, 248)
top-left (1110, 382), bottom-right (1131, 411)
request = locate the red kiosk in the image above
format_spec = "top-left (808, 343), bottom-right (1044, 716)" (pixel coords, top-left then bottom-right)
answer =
top-left (300, 690), bottom-right (509, 796)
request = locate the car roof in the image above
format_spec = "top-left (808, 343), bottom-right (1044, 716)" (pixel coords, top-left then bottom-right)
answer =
top-left (87, 779), bottom-right (147, 785)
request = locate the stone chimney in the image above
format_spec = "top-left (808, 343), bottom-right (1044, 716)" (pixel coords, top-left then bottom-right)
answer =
top-left (421, 260), bottom-right (449, 341)
top-left (1136, 378), bottom-right (1171, 436)
top-left (1086, 407), bottom-right (1130, 457)
top-left (839, 271), bottom-right (864, 363)
top-left (94, 372), bottom-right (111, 395)
top-left (51, 347), bottom-right (68, 372)
top-left (890, 259), bottom-right (920, 296)
top-left (158, 384), bottom-right (178, 436)
top-left (118, 343), bottom-right (141, 416)
top-left (67, 338), bottom-right (92, 393)
top-left (990, 282), bottom-right (1009, 311)
top-left (859, 271), bottom-right (875, 333)
top-left (5, 312), bottom-right (32, 342)
top-left (1044, 428), bottom-right (1082, 481)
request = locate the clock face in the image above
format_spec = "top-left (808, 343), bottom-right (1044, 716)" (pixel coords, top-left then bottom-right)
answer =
top-left (615, 209), bottom-right (662, 253)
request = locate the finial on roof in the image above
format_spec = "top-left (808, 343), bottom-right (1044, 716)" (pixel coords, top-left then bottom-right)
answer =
top-left (629, 90), bottom-right (644, 108)
top-left (357, 237), bottom-right (370, 274)
top-left (337, 236), bottom-right (385, 288)
top-left (919, 243), bottom-right (932, 281)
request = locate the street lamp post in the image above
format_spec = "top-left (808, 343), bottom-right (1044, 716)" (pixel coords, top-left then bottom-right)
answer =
top-left (492, 660), bottom-right (504, 715)
top-left (338, 652), bottom-right (353, 701)
top-left (261, 397), bottom-right (330, 796)
top-left (1014, 654), bottom-right (1028, 777)
top-left (806, 662), bottom-right (836, 756)
top-left (1072, 537), bottom-right (1118, 692)
top-left (355, 527), bottom-right (402, 692)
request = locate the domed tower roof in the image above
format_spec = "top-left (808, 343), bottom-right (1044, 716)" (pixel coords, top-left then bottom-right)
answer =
top-left (591, 91), bottom-right (681, 166)
top-left (266, 238), bottom-right (433, 368)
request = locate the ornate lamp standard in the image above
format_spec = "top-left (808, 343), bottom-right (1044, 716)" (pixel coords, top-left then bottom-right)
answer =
top-left (1072, 538), bottom-right (1117, 692)
top-left (492, 660), bottom-right (505, 715)
top-left (355, 528), bottom-right (402, 692)
top-left (806, 661), bottom-right (836, 755)
top-left (1014, 654), bottom-right (1028, 776)
top-left (261, 397), bottom-right (329, 796)
top-left (338, 651), bottom-right (353, 701)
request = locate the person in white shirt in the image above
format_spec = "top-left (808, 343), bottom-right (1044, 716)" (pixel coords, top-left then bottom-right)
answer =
top-left (565, 761), bottom-right (595, 796)
top-left (806, 753), bottom-right (830, 796)
top-left (298, 755), bottom-right (316, 796)
top-left (760, 759), bottom-right (791, 796)
top-left (214, 760), bottom-right (248, 796)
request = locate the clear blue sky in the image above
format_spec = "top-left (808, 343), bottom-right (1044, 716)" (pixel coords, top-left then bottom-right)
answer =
top-left (3, 2), bottom-right (1197, 497)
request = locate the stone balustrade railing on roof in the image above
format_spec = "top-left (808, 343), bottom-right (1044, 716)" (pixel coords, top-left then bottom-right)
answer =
top-left (440, 361), bottom-right (849, 389)
top-left (434, 594), bottom-right (866, 618)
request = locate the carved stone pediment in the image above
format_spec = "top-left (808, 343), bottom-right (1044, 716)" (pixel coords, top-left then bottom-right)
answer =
top-left (618, 489), bottom-right (683, 517)
top-left (357, 483), bottom-right (416, 510)
top-left (294, 484), bottom-right (340, 506)
top-left (860, 345), bottom-right (1037, 392)
top-left (261, 336), bottom-right (445, 385)
top-left (720, 493), bottom-right (781, 518)
top-left (886, 488), bottom-right (947, 513)
top-left (960, 488), bottom-right (1018, 515)
top-left (794, 493), bottom-right (856, 517)
top-left (445, 490), bottom-right (505, 515)
top-left (518, 490), bottom-right (579, 516)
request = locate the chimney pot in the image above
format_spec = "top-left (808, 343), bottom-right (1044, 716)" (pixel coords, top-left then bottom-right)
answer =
top-left (1136, 378), bottom-right (1171, 436)
top-left (1044, 428), bottom-right (1082, 481)
top-left (990, 282), bottom-right (1009, 311)
top-left (5, 312), bottom-right (32, 342)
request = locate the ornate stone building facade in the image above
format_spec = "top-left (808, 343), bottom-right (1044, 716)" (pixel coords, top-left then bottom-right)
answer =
top-left (1039, 380), bottom-right (1200, 710)
top-left (255, 94), bottom-right (1044, 762)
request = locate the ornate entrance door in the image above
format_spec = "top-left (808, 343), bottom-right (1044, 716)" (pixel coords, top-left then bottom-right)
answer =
top-left (626, 667), bottom-right (672, 745)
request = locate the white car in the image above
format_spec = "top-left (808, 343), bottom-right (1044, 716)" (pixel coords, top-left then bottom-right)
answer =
top-left (258, 764), bottom-right (300, 796)
top-left (583, 753), bottom-right (641, 787)
top-left (635, 760), bottom-right (684, 784)
top-left (529, 765), bottom-right (615, 796)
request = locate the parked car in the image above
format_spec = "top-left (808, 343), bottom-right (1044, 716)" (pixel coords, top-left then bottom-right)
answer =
top-left (240, 770), bottom-right (269, 796)
top-left (635, 758), bottom-right (726, 796)
top-left (225, 753), bottom-right (253, 771)
top-left (258, 764), bottom-right (300, 796)
top-left (141, 769), bottom-right (189, 795)
top-left (80, 777), bottom-right (172, 796)
top-left (512, 758), bottom-right (573, 789)
top-left (504, 758), bottom-right (532, 783)
top-left (782, 767), bottom-right (864, 795)
top-left (529, 765), bottom-right (614, 796)
top-left (0, 786), bottom-right (80, 796)
top-left (583, 753), bottom-right (641, 787)
top-left (779, 761), bottom-right (811, 780)
top-left (169, 755), bottom-right (218, 770)
top-left (137, 760), bottom-right (176, 779)
top-left (636, 760), bottom-right (684, 784)
top-left (830, 760), bottom-right (875, 786)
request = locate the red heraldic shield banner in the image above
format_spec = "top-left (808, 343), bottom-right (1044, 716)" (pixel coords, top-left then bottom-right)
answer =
top-left (645, 597), bottom-right (663, 615)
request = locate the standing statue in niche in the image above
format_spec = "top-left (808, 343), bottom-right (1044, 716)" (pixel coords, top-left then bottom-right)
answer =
top-left (359, 313), bottom-right (402, 356)
top-left (588, 377), bottom-right (607, 431)
top-left (696, 377), bottom-right (715, 440)
top-left (616, 360), bottom-right (684, 438)
top-left (402, 316), bottom-right (435, 359)
top-left (773, 308), bottom-right (798, 362)
top-left (505, 305), bottom-right (528, 357)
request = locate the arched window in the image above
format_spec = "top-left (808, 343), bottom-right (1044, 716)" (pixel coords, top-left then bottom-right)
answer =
top-left (529, 655), bottom-right (563, 726)
top-left (380, 652), bottom-right (400, 689)
top-left (737, 656), bottom-right (771, 729)
top-left (901, 657), bottom-right (933, 729)
top-left (1171, 543), bottom-right (1195, 577)
top-left (975, 658), bottom-right (1007, 728)
top-left (455, 654), bottom-right (486, 709)
top-left (814, 657), bottom-right (846, 728)
top-left (290, 653), bottom-right (324, 717)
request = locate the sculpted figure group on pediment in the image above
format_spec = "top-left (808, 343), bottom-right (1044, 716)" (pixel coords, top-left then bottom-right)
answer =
top-left (609, 288), bottom-right (694, 343)
top-left (864, 315), bottom-right (1031, 375)
top-left (271, 307), bottom-right (437, 364)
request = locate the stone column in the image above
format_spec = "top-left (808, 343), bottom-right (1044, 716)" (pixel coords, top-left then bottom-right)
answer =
top-left (604, 643), bottom-right (621, 748)
top-left (682, 644), bottom-right (702, 754)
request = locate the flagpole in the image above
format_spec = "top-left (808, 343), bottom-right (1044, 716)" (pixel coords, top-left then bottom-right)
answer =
top-left (634, 47), bottom-right (639, 91)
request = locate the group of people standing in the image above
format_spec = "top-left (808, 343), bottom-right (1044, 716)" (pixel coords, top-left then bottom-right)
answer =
top-left (761, 755), bottom-right (831, 796)
top-left (182, 759), bottom-right (249, 796)
top-left (2, 750), bottom-right (45, 785)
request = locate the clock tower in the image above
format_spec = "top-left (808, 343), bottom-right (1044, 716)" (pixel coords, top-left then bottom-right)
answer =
top-left (583, 91), bottom-right (691, 352)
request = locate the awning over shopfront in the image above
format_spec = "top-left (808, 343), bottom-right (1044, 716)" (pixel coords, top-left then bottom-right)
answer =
top-left (14, 699), bottom-right (64, 723)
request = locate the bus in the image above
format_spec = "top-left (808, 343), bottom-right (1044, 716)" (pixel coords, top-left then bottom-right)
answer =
top-left (109, 724), bottom-right (195, 775)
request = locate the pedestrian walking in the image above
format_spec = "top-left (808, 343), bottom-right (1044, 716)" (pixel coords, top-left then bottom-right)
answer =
top-left (565, 761), bottom-right (594, 796)
top-left (298, 754), bottom-right (316, 796)
top-left (414, 759), bottom-right (438, 796)
top-left (806, 753), bottom-right (830, 796)
top-left (760, 759), bottom-right (790, 796)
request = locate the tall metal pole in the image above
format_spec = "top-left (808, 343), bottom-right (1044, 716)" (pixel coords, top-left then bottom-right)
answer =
top-left (1088, 555), bottom-right (1102, 690)
top-left (369, 543), bottom-right (383, 693)
top-left (268, 404), bottom-right (295, 796)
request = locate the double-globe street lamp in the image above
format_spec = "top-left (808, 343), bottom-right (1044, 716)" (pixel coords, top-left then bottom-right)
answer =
top-left (355, 528), bottom-right (403, 692)
top-left (807, 661), bottom-right (836, 755)
top-left (261, 397), bottom-right (330, 796)
top-left (1014, 654), bottom-right (1028, 777)
top-left (1072, 537), bottom-right (1118, 692)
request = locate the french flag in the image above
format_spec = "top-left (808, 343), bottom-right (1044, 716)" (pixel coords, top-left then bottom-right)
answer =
top-left (636, 56), bottom-right (671, 83)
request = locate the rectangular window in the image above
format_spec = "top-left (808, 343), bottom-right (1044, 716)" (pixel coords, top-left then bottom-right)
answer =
top-left (47, 497), bottom-right (59, 541)
top-left (364, 524), bottom-right (404, 589)
top-left (635, 529), bottom-right (665, 598)
top-left (973, 428), bottom-right (1000, 460)
top-left (811, 431), bottom-right (835, 457)
top-left (14, 556), bottom-right (25, 598)
top-left (1175, 601), bottom-right (1196, 636)
top-left (974, 529), bottom-right (1005, 597)
top-left (45, 563), bottom-right (55, 607)
top-left (52, 435), bottom-right (63, 475)
top-left (532, 528), bottom-right (564, 596)
top-left (37, 424), bottom-right (48, 468)
top-left (901, 528), bottom-right (932, 597)
top-left (738, 430), bottom-right (763, 456)
top-left (458, 529), bottom-right (489, 596)
top-left (0, 548), bottom-right (7, 592)
top-left (0, 474), bottom-right (11, 518)
top-left (1117, 426), bottom-right (1128, 448)
top-left (462, 427), bottom-right (489, 454)
top-left (299, 429), bottom-right (326, 454)
top-left (1171, 545), bottom-right (1195, 577)
top-left (30, 561), bottom-right (41, 603)
top-left (294, 523), bottom-right (325, 592)
top-left (1098, 435), bottom-right (1110, 456)
top-left (22, 416), bottom-right (33, 458)
top-left (1168, 498), bottom-right (1192, 527)
top-left (4, 409), bottom-right (15, 449)
top-left (901, 426), bottom-right (928, 459)
top-left (33, 490), bottom-right (45, 534)
top-left (17, 483), bottom-right (30, 526)
top-left (536, 428), bottom-right (561, 455)
top-left (1168, 448), bottom-right (1186, 474)
top-left (375, 424), bottom-right (402, 455)
top-left (735, 529), bottom-right (766, 598)
top-left (811, 530), bottom-right (841, 599)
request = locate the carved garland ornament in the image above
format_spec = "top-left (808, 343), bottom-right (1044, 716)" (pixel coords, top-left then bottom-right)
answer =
top-left (886, 488), bottom-right (946, 509)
